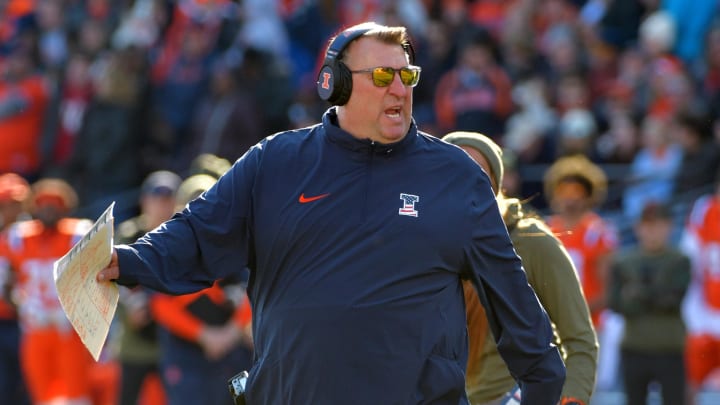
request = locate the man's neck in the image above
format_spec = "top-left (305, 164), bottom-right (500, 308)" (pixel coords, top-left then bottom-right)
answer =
top-left (335, 107), bottom-right (369, 141)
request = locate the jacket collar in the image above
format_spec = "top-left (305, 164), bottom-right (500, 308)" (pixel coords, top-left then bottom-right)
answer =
top-left (322, 107), bottom-right (417, 155)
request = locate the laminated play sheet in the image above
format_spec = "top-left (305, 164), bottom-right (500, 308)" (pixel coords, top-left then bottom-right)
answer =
top-left (54, 203), bottom-right (118, 361)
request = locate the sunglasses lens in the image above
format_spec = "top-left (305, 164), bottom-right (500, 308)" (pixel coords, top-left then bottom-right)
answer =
top-left (400, 68), bottom-right (420, 87)
top-left (368, 67), bottom-right (421, 87)
top-left (372, 67), bottom-right (395, 87)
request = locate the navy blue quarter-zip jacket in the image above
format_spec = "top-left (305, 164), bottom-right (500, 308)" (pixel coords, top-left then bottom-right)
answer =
top-left (115, 108), bottom-right (565, 404)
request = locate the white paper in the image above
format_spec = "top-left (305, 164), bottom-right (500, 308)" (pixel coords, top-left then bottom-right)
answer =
top-left (53, 203), bottom-right (119, 361)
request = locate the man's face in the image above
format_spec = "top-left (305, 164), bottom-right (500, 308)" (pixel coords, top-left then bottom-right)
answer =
top-left (339, 37), bottom-right (414, 144)
top-left (635, 218), bottom-right (672, 252)
top-left (33, 202), bottom-right (65, 229)
top-left (141, 193), bottom-right (177, 230)
top-left (551, 180), bottom-right (591, 217)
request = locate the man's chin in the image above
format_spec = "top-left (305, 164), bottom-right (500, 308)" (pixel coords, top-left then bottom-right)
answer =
top-left (379, 133), bottom-right (405, 144)
top-left (380, 125), bottom-right (409, 143)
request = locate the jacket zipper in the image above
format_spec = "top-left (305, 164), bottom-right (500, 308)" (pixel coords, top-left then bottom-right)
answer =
top-left (363, 141), bottom-right (376, 222)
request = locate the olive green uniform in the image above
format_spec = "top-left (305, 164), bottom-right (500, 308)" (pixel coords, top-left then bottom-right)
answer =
top-left (608, 248), bottom-right (690, 353)
top-left (465, 199), bottom-right (598, 404)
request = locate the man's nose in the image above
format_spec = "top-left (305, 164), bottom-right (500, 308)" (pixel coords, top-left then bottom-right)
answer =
top-left (387, 72), bottom-right (409, 97)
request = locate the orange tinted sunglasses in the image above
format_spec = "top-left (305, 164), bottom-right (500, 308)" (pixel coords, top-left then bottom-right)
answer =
top-left (350, 65), bottom-right (421, 87)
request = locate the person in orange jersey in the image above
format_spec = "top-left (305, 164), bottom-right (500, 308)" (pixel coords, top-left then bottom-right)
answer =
top-left (544, 156), bottom-right (616, 326)
top-left (681, 174), bottom-right (720, 403)
top-left (0, 172), bottom-right (31, 404)
top-left (0, 178), bottom-right (95, 405)
top-left (543, 155), bottom-right (622, 391)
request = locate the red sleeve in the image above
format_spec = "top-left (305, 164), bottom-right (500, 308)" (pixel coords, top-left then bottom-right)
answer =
top-left (487, 67), bottom-right (513, 117)
top-left (150, 291), bottom-right (206, 342)
top-left (434, 71), bottom-right (459, 132)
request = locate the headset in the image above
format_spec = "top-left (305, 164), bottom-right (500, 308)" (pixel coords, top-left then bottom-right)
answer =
top-left (316, 23), bottom-right (416, 106)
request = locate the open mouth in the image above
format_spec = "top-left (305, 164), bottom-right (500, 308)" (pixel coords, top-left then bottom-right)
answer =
top-left (385, 107), bottom-right (402, 118)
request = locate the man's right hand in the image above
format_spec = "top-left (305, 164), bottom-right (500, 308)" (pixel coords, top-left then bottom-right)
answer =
top-left (96, 249), bottom-right (120, 282)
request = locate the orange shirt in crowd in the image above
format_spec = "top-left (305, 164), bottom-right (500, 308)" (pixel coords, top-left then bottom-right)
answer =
top-left (548, 211), bottom-right (617, 326)
top-left (434, 66), bottom-right (513, 137)
top-left (0, 75), bottom-right (50, 176)
top-left (685, 195), bottom-right (720, 309)
top-left (682, 193), bottom-right (720, 387)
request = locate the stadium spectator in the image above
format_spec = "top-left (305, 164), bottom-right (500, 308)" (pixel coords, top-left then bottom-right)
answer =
top-left (180, 59), bottom-right (264, 173)
top-left (43, 51), bottom-right (94, 170)
top-left (434, 27), bottom-right (512, 139)
top-left (594, 109), bottom-right (639, 165)
top-left (34, 0), bottom-right (69, 74)
top-left (544, 155), bottom-right (622, 391)
top-left (503, 75), bottom-right (557, 164)
top-left (147, 18), bottom-right (216, 172)
top-left (672, 107), bottom-right (720, 205)
top-left (663, 0), bottom-right (718, 66)
top-left (555, 108), bottom-right (600, 160)
top-left (622, 113), bottom-right (683, 223)
top-left (609, 201), bottom-right (690, 405)
top-left (0, 44), bottom-right (50, 180)
top-left (63, 50), bottom-right (146, 220)
top-left (699, 23), bottom-right (720, 116)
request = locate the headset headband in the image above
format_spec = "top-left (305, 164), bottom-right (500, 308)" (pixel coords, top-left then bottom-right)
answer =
top-left (324, 24), bottom-right (375, 65)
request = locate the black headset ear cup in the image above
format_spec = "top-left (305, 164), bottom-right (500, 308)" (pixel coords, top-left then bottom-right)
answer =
top-left (330, 62), bottom-right (353, 106)
top-left (317, 60), bottom-right (352, 106)
top-left (316, 24), bottom-right (376, 106)
top-left (317, 56), bottom-right (354, 106)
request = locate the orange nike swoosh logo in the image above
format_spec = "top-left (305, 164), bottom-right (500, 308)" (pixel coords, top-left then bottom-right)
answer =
top-left (298, 193), bottom-right (330, 203)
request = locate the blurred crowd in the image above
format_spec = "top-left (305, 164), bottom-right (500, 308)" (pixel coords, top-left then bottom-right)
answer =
top-left (2, 0), bottom-right (720, 404)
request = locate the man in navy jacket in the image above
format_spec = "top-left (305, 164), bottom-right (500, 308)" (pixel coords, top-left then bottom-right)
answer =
top-left (97, 22), bottom-right (565, 404)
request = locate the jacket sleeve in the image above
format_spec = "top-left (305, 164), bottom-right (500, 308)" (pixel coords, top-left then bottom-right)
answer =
top-left (463, 185), bottom-right (565, 405)
top-left (517, 220), bottom-right (598, 404)
top-left (115, 144), bottom-right (262, 294)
